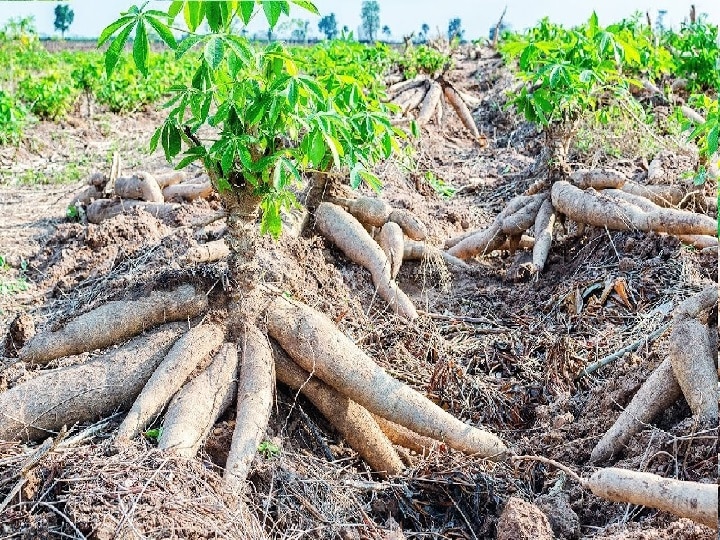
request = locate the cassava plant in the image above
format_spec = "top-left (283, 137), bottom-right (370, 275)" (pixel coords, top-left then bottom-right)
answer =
top-left (444, 13), bottom-right (718, 274)
top-left (1, 0), bottom-right (508, 499)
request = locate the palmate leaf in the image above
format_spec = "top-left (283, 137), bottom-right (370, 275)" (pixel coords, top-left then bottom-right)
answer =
top-left (145, 15), bottom-right (177, 49)
top-left (104, 22), bottom-right (135, 77)
top-left (133, 20), bottom-right (149, 77)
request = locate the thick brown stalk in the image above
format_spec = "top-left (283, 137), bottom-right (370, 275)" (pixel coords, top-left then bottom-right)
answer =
top-left (114, 172), bottom-right (164, 203)
top-left (315, 202), bottom-right (418, 320)
top-left (586, 468), bottom-right (718, 529)
top-left (86, 199), bottom-right (180, 224)
top-left (158, 343), bottom-right (238, 458)
top-left (443, 85), bottom-right (481, 140)
top-left (19, 285), bottom-right (207, 365)
top-left (274, 345), bottom-right (404, 476)
top-left (416, 81), bottom-right (443, 125)
top-left (531, 199), bottom-right (556, 273)
top-left (590, 358), bottom-right (682, 463)
top-left (115, 323), bottom-right (225, 443)
top-left (225, 327), bottom-right (275, 492)
top-left (266, 296), bottom-right (507, 459)
top-left (0, 325), bottom-right (183, 442)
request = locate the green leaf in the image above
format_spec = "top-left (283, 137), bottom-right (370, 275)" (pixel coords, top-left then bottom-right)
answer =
top-left (149, 125), bottom-right (162, 152)
top-left (183, 0), bottom-right (205, 31)
top-left (161, 123), bottom-right (182, 161)
top-left (132, 20), bottom-right (149, 77)
top-left (707, 125), bottom-right (719, 156)
top-left (238, 0), bottom-right (255, 24)
top-left (105, 22), bottom-right (136, 77)
top-left (216, 176), bottom-right (232, 193)
top-left (322, 133), bottom-right (342, 168)
top-left (308, 129), bottom-right (325, 167)
top-left (205, 1), bottom-right (222, 31)
top-left (349, 162), bottom-right (363, 189)
top-left (98, 15), bottom-right (134, 46)
top-left (410, 120), bottom-right (420, 138)
top-left (290, 0), bottom-right (319, 15)
top-left (168, 1), bottom-right (184, 20)
top-left (176, 34), bottom-right (205, 58)
top-left (260, 198), bottom-right (283, 238)
top-left (204, 37), bottom-right (225, 70)
top-left (146, 15), bottom-right (177, 49)
top-left (221, 145), bottom-right (235, 176)
top-left (262, 0), bottom-right (283, 28)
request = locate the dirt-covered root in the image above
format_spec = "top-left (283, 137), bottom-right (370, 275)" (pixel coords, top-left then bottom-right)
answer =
top-left (0, 325), bottom-right (183, 442)
top-left (162, 181), bottom-right (213, 202)
top-left (676, 234), bottom-right (718, 249)
top-left (669, 287), bottom-right (719, 423)
top-left (154, 170), bottom-right (186, 188)
top-left (669, 317), bottom-right (717, 423)
top-left (335, 196), bottom-right (427, 240)
top-left (266, 295), bottom-right (507, 459)
top-left (531, 199), bottom-right (556, 273)
top-left (443, 84), bottom-right (482, 142)
top-left (225, 326), bottom-right (275, 492)
top-left (372, 415), bottom-right (438, 456)
top-left (403, 239), bottom-right (470, 269)
top-left (590, 358), bottom-right (682, 463)
top-left (274, 345), bottom-right (404, 476)
top-left (416, 80), bottom-right (442, 125)
top-left (70, 184), bottom-right (103, 207)
top-left (183, 240), bottom-right (230, 264)
top-left (621, 181), bottom-right (684, 207)
top-left (585, 468), bottom-right (718, 529)
top-left (158, 343), bottom-right (238, 457)
top-left (114, 172), bottom-right (164, 203)
top-left (86, 199), bottom-right (180, 224)
top-left (446, 194), bottom-right (536, 259)
top-left (315, 202), bottom-right (418, 320)
top-left (115, 323), bottom-right (225, 444)
top-left (551, 181), bottom-right (718, 236)
top-left (19, 285), bottom-right (208, 365)
top-left (569, 168), bottom-right (626, 190)
top-left (396, 85), bottom-right (428, 114)
top-left (378, 222), bottom-right (404, 279)
top-left (501, 193), bottom-right (548, 235)
top-left (387, 76), bottom-right (427, 97)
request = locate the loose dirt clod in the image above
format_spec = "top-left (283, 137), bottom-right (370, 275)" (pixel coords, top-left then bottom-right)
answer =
top-left (267, 295), bottom-right (507, 458)
top-left (158, 343), bottom-right (238, 458)
top-left (19, 285), bottom-right (208, 365)
top-left (225, 326), bottom-right (275, 492)
top-left (496, 497), bottom-right (555, 540)
top-left (585, 467), bottom-right (718, 529)
top-left (0, 325), bottom-right (183, 441)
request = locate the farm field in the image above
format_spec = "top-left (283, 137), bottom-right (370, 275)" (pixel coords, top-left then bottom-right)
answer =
top-left (0, 2), bottom-right (718, 539)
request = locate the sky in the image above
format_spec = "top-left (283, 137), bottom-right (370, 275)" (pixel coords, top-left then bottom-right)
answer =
top-left (0, 0), bottom-right (717, 40)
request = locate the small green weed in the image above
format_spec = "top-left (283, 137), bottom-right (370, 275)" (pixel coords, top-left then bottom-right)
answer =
top-left (258, 440), bottom-right (280, 459)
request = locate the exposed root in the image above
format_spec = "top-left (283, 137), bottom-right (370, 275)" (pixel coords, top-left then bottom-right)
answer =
top-left (416, 80), bottom-right (442, 125)
top-left (443, 84), bottom-right (482, 142)
top-left (225, 326), bottom-right (275, 492)
top-left (377, 222), bottom-right (405, 279)
top-left (372, 414), bottom-right (438, 456)
top-left (19, 285), bottom-right (207, 365)
top-left (273, 344), bottom-right (404, 476)
top-left (114, 172), bottom-right (164, 203)
top-left (115, 323), bottom-right (225, 444)
top-left (162, 180), bottom-right (213, 202)
top-left (569, 168), bottom-right (626, 190)
top-left (266, 295), bottom-right (507, 459)
top-left (158, 343), bottom-right (238, 458)
top-left (0, 325), bottom-right (183, 442)
top-left (531, 199), bottom-right (556, 273)
top-left (184, 240), bottom-right (230, 264)
top-left (86, 199), bottom-right (180, 224)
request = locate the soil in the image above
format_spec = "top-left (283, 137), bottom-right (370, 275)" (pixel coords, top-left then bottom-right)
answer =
top-left (0, 46), bottom-right (717, 539)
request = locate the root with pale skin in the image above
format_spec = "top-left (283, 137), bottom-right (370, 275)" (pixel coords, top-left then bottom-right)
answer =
top-left (86, 199), bottom-right (180, 224)
top-left (163, 181), bottom-right (214, 202)
top-left (114, 172), bottom-right (164, 203)
top-left (590, 286), bottom-right (717, 463)
top-left (372, 414), bottom-right (438, 456)
top-left (531, 199), bottom-right (556, 273)
top-left (19, 285), bottom-right (207, 365)
top-left (224, 326), bottom-right (275, 492)
top-left (377, 221), bottom-right (405, 279)
top-left (0, 325), bottom-right (183, 441)
top-left (315, 202), bottom-right (418, 320)
top-left (158, 343), bottom-right (239, 458)
top-left (115, 323), bottom-right (225, 444)
top-left (416, 81), bottom-right (442, 125)
top-left (274, 344), bottom-right (405, 476)
top-left (266, 295), bottom-right (507, 459)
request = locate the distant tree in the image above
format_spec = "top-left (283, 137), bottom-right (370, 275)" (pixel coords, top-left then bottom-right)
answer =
top-left (318, 13), bottom-right (338, 40)
top-left (342, 25), bottom-right (350, 33)
top-left (448, 17), bottom-right (464, 41)
top-left (360, 0), bottom-right (380, 41)
top-left (382, 25), bottom-right (391, 39)
top-left (419, 22), bottom-right (430, 42)
top-left (53, 4), bottom-right (74, 39)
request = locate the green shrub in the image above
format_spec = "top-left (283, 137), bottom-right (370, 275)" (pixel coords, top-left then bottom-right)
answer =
top-left (0, 88), bottom-right (28, 144)
top-left (17, 70), bottom-right (78, 120)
